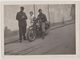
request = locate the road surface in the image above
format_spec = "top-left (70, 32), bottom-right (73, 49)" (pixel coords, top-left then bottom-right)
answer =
top-left (5, 23), bottom-right (76, 55)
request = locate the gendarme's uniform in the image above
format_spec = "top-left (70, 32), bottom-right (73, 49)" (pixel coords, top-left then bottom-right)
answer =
top-left (16, 11), bottom-right (27, 40)
top-left (37, 13), bottom-right (47, 22)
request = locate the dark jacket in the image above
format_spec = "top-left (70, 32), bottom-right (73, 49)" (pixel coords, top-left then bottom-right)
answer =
top-left (37, 13), bottom-right (47, 22)
top-left (16, 11), bottom-right (27, 27)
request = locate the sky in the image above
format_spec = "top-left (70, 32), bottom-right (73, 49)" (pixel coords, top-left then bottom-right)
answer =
top-left (4, 4), bottom-right (72, 31)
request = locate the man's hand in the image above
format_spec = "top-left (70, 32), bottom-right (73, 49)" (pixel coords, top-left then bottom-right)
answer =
top-left (21, 16), bottom-right (25, 19)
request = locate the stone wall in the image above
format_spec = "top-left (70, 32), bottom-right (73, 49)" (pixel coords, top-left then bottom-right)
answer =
top-left (4, 4), bottom-right (75, 31)
top-left (34, 4), bottom-right (73, 23)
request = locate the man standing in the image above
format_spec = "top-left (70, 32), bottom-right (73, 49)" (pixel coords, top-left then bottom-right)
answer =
top-left (16, 7), bottom-right (27, 42)
top-left (37, 9), bottom-right (47, 39)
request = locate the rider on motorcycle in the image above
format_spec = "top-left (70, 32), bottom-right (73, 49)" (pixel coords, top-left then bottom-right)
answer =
top-left (29, 11), bottom-right (36, 25)
top-left (28, 10), bottom-right (49, 41)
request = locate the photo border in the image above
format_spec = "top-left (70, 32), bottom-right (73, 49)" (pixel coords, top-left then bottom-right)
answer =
top-left (0, 1), bottom-right (80, 59)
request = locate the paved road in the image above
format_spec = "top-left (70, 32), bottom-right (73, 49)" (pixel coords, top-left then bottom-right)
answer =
top-left (5, 23), bottom-right (75, 55)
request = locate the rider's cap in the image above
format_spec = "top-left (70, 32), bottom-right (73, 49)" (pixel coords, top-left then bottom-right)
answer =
top-left (38, 9), bottom-right (42, 12)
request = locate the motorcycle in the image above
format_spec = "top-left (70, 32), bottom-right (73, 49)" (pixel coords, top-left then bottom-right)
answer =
top-left (27, 19), bottom-right (50, 42)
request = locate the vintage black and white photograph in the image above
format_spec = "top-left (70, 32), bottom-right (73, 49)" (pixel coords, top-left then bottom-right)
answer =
top-left (4, 4), bottom-right (76, 55)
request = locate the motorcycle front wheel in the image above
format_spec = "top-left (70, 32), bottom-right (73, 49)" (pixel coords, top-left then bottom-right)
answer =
top-left (27, 29), bottom-right (36, 42)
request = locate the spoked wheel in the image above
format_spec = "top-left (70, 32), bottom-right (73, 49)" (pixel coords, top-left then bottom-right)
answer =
top-left (27, 29), bottom-right (36, 42)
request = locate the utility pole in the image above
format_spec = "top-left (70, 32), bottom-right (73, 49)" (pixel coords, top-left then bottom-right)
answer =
top-left (33, 4), bottom-right (35, 17)
top-left (48, 4), bottom-right (50, 25)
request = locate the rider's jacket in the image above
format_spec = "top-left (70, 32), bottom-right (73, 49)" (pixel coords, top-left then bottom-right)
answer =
top-left (37, 13), bottom-right (47, 22)
top-left (30, 15), bottom-right (35, 23)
